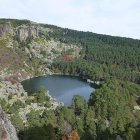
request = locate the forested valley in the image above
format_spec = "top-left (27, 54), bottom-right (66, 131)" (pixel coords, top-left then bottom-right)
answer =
top-left (0, 19), bottom-right (140, 140)
top-left (20, 26), bottom-right (140, 140)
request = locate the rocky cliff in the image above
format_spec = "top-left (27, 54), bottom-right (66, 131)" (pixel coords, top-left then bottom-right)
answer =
top-left (0, 23), bottom-right (13, 37)
top-left (0, 106), bottom-right (18, 140)
top-left (0, 19), bottom-right (80, 76)
top-left (0, 21), bottom-right (38, 41)
top-left (16, 26), bottom-right (38, 41)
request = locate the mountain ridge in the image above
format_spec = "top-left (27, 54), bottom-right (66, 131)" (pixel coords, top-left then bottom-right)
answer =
top-left (0, 18), bottom-right (139, 40)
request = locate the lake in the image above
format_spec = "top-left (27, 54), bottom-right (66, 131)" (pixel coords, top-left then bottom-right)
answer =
top-left (22, 75), bottom-right (95, 106)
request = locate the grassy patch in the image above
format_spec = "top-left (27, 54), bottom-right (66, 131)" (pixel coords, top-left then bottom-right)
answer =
top-left (33, 37), bottom-right (47, 45)
top-left (0, 38), bottom-right (9, 48)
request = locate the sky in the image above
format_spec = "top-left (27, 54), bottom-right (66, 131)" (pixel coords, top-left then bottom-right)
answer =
top-left (0, 0), bottom-right (140, 39)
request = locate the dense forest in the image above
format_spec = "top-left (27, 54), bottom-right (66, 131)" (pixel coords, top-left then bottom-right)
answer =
top-left (48, 25), bottom-right (140, 139)
top-left (50, 28), bottom-right (140, 83)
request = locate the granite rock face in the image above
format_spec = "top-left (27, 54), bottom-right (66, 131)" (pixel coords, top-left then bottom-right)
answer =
top-left (0, 21), bottom-right (38, 41)
top-left (16, 26), bottom-right (38, 41)
top-left (0, 106), bottom-right (18, 140)
top-left (0, 23), bottom-right (13, 37)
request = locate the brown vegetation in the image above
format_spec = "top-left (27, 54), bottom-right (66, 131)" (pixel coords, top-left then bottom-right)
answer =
top-left (0, 47), bottom-right (24, 71)
top-left (4, 74), bottom-right (19, 84)
top-left (62, 131), bottom-right (80, 140)
top-left (1, 131), bottom-right (8, 140)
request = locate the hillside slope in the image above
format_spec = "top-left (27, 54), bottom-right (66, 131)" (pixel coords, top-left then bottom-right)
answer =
top-left (0, 18), bottom-right (140, 82)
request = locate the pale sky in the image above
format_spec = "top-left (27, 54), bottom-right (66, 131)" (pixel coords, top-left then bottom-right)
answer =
top-left (0, 0), bottom-right (140, 39)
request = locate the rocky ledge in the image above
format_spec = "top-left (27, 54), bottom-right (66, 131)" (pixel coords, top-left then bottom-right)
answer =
top-left (0, 106), bottom-right (18, 140)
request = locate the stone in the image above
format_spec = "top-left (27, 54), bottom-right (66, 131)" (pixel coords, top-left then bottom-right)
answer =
top-left (116, 135), bottom-right (123, 140)
top-left (134, 106), bottom-right (140, 111)
top-left (105, 119), bottom-right (110, 128)
top-left (0, 106), bottom-right (18, 140)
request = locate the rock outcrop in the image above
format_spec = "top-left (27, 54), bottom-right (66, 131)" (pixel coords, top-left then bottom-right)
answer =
top-left (0, 106), bottom-right (18, 140)
top-left (0, 23), bottom-right (13, 37)
top-left (16, 26), bottom-right (38, 41)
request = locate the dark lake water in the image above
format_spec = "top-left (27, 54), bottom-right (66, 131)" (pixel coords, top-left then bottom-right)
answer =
top-left (22, 75), bottom-right (95, 106)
